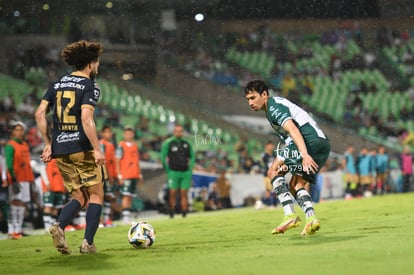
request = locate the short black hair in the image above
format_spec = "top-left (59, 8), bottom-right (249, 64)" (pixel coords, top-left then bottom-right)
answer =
top-left (244, 79), bottom-right (268, 95)
top-left (101, 125), bottom-right (112, 132)
top-left (124, 125), bottom-right (134, 131)
top-left (9, 120), bottom-right (25, 131)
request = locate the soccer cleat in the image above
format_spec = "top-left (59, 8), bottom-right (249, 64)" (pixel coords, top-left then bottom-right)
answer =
top-left (301, 216), bottom-right (321, 236)
top-left (12, 233), bottom-right (23, 240)
top-left (65, 225), bottom-right (76, 232)
top-left (80, 239), bottom-right (97, 254)
top-left (49, 223), bottom-right (71, 255)
top-left (103, 219), bottom-right (114, 228)
top-left (72, 224), bottom-right (86, 230)
top-left (271, 214), bottom-right (301, 234)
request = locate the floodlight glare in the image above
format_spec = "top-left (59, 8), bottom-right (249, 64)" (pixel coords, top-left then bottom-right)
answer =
top-left (194, 13), bottom-right (204, 22)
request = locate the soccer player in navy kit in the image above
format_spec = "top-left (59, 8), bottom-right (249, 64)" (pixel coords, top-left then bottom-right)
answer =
top-left (244, 80), bottom-right (330, 236)
top-left (35, 40), bottom-right (106, 254)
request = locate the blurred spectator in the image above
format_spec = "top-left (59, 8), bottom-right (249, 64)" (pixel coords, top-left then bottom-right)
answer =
top-left (4, 121), bottom-right (35, 239)
top-left (375, 145), bottom-right (389, 194)
top-left (134, 115), bottom-right (149, 138)
top-left (192, 188), bottom-right (208, 212)
top-left (0, 113), bottom-right (9, 142)
top-left (99, 125), bottom-right (117, 228)
top-left (205, 183), bottom-right (220, 211)
top-left (400, 145), bottom-right (413, 192)
top-left (116, 126), bottom-right (143, 224)
top-left (16, 97), bottom-right (35, 117)
top-left (215, 169), bottom-right (232, 209)
top-left (369, 148), bottom-right (378, 195)
top-left (3, 93), bottom-right (16, 113)
top-left (0, 147), bottom-right (8, 233)
top-left (238, 147), bottom-right (258, 174)
top-left (310, 165), bottom-right (327, 203)
top-left (281, 73), bottom-right (297, 97)
top-left (300, 73), bottom-right (314, 96)
top-left (41, 159), bottom-right (67, 231)
top-left (342, 145), bottom-right (358, 198)
top-left (376, 26), bottom-right (391, 48)
top-left (260, 141), bottom-right (277, 207)
top-left (26, 126), bottom-right (43, 154)
top-left (356, 147), bottom-right (373, 197)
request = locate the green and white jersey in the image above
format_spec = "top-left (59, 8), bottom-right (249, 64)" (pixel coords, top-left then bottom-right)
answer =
top-left (265, 96), bottom-right (327, 145)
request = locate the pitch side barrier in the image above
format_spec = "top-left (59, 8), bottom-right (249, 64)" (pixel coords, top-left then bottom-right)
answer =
top-left (190, 170), bottom-right (346, 207)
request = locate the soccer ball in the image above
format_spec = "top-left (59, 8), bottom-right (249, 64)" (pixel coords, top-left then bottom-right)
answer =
top-left (128, 221), bottom-right (156, 249)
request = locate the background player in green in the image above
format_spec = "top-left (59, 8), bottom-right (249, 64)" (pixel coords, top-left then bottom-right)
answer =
top-left (161, 125), bottom-right (195, 218)
top-left (35, 40), bottom-right (106, 254)
top-left (244, 80), bottom-right (330, 236)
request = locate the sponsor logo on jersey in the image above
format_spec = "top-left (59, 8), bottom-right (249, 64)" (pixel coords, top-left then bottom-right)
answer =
top-left (56, 132), bottom-right (80, 143)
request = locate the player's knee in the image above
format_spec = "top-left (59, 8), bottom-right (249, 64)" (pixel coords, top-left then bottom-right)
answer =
top-left (290, 175), bottom-right (307, 191)
top-left (268, 166), bottom-right (286, 179)
top-left (71, 191), bottom-right (85, 207)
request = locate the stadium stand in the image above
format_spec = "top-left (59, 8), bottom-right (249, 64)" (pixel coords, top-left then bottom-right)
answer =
top-left (163, 24), bottom-right (414, 151)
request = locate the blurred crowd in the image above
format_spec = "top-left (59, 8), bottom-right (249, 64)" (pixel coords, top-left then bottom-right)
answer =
top-left (162, 21), bottom-right (414, 147)
top-left (342, 144), bottom-right (414, 198)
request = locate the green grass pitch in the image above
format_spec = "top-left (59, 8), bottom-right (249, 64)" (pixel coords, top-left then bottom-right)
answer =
top-left (1, 193), bottom-right (414, 275)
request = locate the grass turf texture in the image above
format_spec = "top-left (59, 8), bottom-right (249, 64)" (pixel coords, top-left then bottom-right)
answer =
top-left (1, 193), bottom-right (413, 275)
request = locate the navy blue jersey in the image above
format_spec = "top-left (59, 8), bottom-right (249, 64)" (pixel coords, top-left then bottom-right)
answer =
top-left (42, 74), bottom-right (100, 156)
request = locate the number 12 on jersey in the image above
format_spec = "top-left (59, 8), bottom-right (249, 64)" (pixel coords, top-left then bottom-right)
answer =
top-left (56, 91), bottom-right (78, 131)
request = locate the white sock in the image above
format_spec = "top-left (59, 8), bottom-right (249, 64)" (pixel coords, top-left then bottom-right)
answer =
top-left (272, 176), bottom-right (295, 216)
top-left (43, 213), bottom-right (53, 230)
top-left (103, 202), bottom-right (111, 223)
top-left (296, 188), bottom-right (315, 219)
top-left (15, 206), bottom-right (26, 233)
top-left (122, 209), bottom-right (131, 224)
top-left (8, 205), bottom-right (18, 234)
top-left (73, 210), bottom-right (86, 226)
top-left (79, 210), bottom-right (86, 225)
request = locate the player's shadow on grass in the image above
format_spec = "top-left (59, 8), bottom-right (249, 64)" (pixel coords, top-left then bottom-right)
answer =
top-left (287, 234), bottom-right (365, 245)
top-left (41, 253), bottom-right (114, 272)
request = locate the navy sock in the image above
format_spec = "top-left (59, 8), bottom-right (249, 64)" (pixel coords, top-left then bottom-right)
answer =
top-left (84, 203), bottom-right (102, 245)
top-left (57, 200), bottom-right (81, 230)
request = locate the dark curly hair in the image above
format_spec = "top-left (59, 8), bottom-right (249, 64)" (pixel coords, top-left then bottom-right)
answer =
top-left (61, 40), bottom-right (103, 70)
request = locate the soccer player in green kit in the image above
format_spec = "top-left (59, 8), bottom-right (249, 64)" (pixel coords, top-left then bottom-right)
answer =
top-left (244, 80), bottom-right (330, 236)
top-left (161, 125), bottom-right (195, 218)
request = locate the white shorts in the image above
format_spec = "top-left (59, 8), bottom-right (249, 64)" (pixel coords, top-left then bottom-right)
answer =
top-left (9, 181), bottom-right (31, 203)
